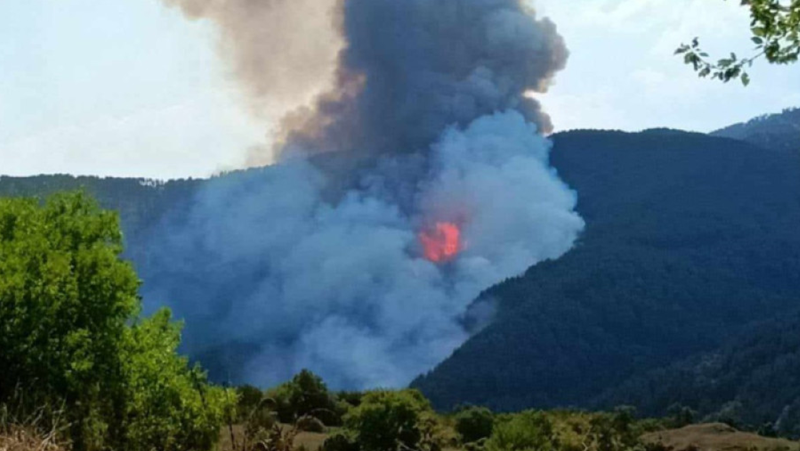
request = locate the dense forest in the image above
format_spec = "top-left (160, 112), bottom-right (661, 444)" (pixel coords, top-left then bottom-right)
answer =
top-left (412, 128), bottom-right (800, 421)
top-left (597, 311), bottom-right (800, 437)
top-left (712, 107), bottom-right (800, 153)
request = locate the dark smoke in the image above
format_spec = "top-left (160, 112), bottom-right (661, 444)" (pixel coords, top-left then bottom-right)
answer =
top-left (149, 0), bottom-right (584, 389)
top-left (281, 0), bottom-right (567, 159)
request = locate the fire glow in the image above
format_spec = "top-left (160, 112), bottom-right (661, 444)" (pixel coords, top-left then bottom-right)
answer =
top-left (419, 222), bottom-right (463, 263)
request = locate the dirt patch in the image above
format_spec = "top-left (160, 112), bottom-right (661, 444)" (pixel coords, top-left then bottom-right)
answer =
top-left (644, 423), bottom-right (800, 451)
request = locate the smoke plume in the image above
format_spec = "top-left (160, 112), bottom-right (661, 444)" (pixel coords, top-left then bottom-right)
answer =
top-left (148, 0), bottom-right (584, 389)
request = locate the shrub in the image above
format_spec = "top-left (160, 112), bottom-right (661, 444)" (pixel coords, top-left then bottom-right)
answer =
top-left (486, 411), bottom-right (556, 451)
top-left (455, 406), bottom-right (494, 443)
top-left (343, 389), bottom-right (444, 451)
top-left (117, 309), bottom-right (232, 451)
top-left (267, 370), bottom-right (341, 426)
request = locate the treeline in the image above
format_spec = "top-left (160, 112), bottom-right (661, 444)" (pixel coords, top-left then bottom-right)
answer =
top-left (712, 107), bottom-right (800, 153)
top-left (230, 369), bottom-right (682, 451)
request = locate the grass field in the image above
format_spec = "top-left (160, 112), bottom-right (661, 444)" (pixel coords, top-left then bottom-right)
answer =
top-left (644, 423), bottom-right (800, 451)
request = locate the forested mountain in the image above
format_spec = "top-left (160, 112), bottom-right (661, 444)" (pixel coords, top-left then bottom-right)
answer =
top-left (712, 107), bottom-right (800, 153)
top-left (412, 129), bottom-right (800, 414)
top-left (597, 311), bottom-right (800, 437)
top-left (4, 123), bottom-right (800, 426)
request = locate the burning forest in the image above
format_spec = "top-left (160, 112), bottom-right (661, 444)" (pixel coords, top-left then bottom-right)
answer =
top-left (141, 0), bottom-right (585, 389)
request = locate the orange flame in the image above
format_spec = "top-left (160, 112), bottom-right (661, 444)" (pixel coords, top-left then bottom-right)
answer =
top-left (419, 222), bottom-right (462, 263)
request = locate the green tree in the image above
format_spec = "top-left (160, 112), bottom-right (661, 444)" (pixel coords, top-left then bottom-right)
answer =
top-left (0, 192), bottom-right (232, 451)
top-left (454, 406), bottom-right (494, 444)
top-left (267, 369), bottom-right (342, 426)
top-left (678, 0), bottom-right (800, 85)
top-left (118, 309), bottom-right (230, 451)
top-left (0, 192), bottom-right (140, 449)
top-left (327, 390), bottom-right (443, 451)
top-left (485, 411), bottom-right (555, 451)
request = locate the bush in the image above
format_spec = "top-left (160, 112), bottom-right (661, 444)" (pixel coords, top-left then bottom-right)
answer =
top-left (455, 406), bottom-right (494, 443)
top-left (343, 389), bottom-right (444, 451)
top-left (486, 411), bottom-right (556, 451)
top-left (337, 391), bottom-right (365, 408)
top-left (117, 309), bottom-right (232, 451)
top-left (238, 385), bottom-right (267, 420)
top-left (267, 370), bottom-right (342, 426)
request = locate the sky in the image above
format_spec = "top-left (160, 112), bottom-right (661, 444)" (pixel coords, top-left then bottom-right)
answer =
top-left (1, 0), bottom-right (799, 179)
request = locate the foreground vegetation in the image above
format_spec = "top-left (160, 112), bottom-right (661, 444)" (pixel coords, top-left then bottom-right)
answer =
top-left (227, 370), bottom-right (672, 451)
top-left (0, 192), bottom-right (233, 451)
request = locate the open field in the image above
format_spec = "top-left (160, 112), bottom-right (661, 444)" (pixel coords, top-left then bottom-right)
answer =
top-left (644, 424), bottom-right (800, 451)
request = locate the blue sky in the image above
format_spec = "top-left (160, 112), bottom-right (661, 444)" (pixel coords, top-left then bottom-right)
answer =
top-left (2, 0), bottom-right (799, 179)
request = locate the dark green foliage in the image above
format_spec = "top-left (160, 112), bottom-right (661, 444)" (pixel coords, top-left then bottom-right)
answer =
top-left (413, 129), bottom-right (800, 413)
top-left (267, 370), bottom-right (342, 426)
top-left (486, 411), bottom-right (555, 451)
top-left (486, 409), bottom-right (651, 451)
top-left (237, 385), bottom-right (270, 421)
top-left (337, 391), bottom-right (365, 409)
top-left (0, 192), bottom-right (232, 451)
top-left (336, 390), bottom-right (444, 451)
top-left (598, 311), bottom-right (800, 438)
top-left (322, 432), bottom-right (360, 451)
top-left (455, 406), bottom-right (494, 444)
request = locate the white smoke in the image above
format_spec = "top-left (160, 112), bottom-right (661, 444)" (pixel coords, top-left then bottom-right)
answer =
top-left (143, 110), bottom-right (582, 388)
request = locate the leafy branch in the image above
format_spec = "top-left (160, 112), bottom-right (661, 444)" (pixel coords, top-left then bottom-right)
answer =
top-left (677, 0), bottom-right (800, 85)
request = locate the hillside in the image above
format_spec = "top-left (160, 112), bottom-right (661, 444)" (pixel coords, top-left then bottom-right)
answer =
top-left (712, 107), bottom-right (800, 153)
top-left (0, 175), bottom-right (201, 254)
top-left (5, 127), bottom-right (800, 423)
top-left (597, 311), bottom-right (800, 437)
top-left (412, 129), bottom-right (800, 412)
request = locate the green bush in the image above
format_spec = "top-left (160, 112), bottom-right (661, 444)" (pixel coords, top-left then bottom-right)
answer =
top-left (486, 411), bottom-right (556, 451)
top-left (455, 406), bottom-right (495, 443)
top-left (0, 192), bottom-right (233, 451)
top-left (267, 370), bottom-right (342, 426)
top-left (117, 309), bottom-right (231, 451)
top-left (343, 389), bottom-right (443, 451)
